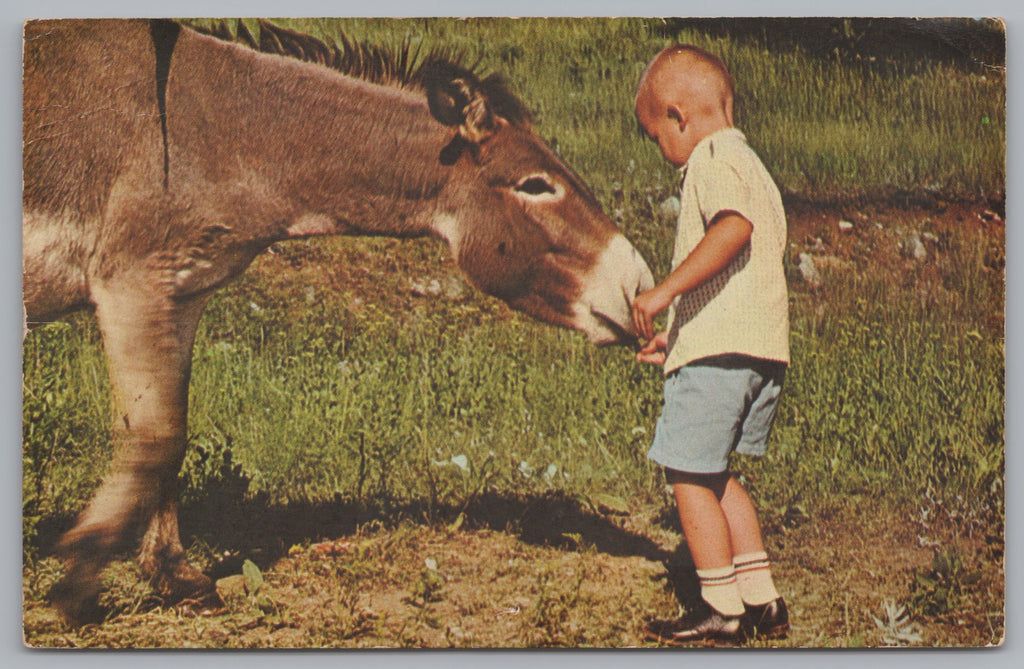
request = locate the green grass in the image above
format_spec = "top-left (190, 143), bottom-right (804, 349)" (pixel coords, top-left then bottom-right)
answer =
top-left (22, 229), bottom-right (1005, 542)
top-left (187, 265), bottom-right (667, 509)
top-left (759, 274), bottom-right (1004, 514)
top-left (22, 317), bottom-right (110, 554)
top-left (254, 17), bottom-right (1004, 206)
top-left (23, 18), bottom-right (1004, 558)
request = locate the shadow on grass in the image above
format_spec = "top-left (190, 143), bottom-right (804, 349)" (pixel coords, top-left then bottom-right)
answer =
top-left (32, 484), bottom-right (680, 586)
top-left (28, 482), bottom-right (713, 628)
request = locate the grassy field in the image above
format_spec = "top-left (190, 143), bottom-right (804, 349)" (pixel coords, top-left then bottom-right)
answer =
top-left (21, 18), bottom-right (1005, 647)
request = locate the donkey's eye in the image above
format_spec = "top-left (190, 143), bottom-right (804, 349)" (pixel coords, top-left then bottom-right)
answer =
top-left (514, 175), bottom-right (557, 196)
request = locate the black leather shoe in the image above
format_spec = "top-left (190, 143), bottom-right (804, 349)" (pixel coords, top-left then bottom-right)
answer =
top-left (644, 604), bottom-right (745, 645)
top-left (742, 597), bottom-right (789, 639)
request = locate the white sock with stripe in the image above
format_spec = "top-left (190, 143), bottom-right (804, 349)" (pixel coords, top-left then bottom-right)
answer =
top-left (733, 551), bottom-right (780, 606)
top-left (695, 565), bottom-right (745, 617)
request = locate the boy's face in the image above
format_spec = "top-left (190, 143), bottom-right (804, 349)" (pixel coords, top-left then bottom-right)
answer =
top-left (636, 91), bottom-right (701, 168)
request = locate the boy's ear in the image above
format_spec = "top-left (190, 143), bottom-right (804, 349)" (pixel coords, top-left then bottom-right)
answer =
top-left (667, 104), bottom-right (685, 129)
top-left (722, 95), bottom-right (735, 127)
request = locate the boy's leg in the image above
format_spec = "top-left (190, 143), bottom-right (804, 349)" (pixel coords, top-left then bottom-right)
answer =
top-left (719, 475), bottom-right (789, 638)
top-left (667, 470), bottom-right (745, 618)
top-left (645, 358), bottom-right (788, 642)
top-left (719, 475), bottom-right (781, 606)
top-left (719, 474), bottom-right (765, 555)
top-left (668, 470), bottom-right (733, 567)
top-left (644, 469), bottom-right (747, 643)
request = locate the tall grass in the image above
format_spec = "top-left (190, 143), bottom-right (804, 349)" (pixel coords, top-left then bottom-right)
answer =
top-left (22, 230), bottom-right (1004, 540)
top-left (756, 271), bottom-right (1004, 517)
top-left (187, 247), bottom-right (1003, 517)
top-left (22, 317), bottom-right (110, 554)
top-left (265, 18), bottom-right (1004, 205)
top-left (22, 19), bottom-right (1004, 549)
top-left (186, 306), bottom-right (665, 508)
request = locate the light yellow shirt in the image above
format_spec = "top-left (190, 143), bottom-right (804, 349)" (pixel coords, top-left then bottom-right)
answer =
top-left (663, 128), bottom-right (790, 374)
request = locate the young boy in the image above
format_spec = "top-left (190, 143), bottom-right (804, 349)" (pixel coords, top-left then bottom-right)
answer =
top-left (631, 45), bottom-right (790, 644)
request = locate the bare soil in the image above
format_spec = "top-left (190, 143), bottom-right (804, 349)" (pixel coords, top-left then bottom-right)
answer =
top-left (22, 493), bottom-right (1004, 648)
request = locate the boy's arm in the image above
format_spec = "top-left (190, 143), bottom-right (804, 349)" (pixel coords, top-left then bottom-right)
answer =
top-left (631, 212), bottom-right (753, 341)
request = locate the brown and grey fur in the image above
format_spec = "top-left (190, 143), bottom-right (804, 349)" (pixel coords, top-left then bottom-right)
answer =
top-left (23, 19), bottom-right (652, 623)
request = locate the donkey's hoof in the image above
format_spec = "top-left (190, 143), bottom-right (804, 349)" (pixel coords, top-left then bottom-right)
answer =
top-left (150, 559), bottom-right (214, 601)
top-left (47, 576), bottom-right (105, 627)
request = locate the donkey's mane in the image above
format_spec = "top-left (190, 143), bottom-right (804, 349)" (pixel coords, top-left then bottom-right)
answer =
top-left (191, 19), bottom-right (532, 126)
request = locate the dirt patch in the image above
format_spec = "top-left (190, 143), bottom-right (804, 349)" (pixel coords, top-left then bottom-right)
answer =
top-left (785, 200), bottom-right (1004, 277)
top-left (22, 493), bottom-right (1004, 648)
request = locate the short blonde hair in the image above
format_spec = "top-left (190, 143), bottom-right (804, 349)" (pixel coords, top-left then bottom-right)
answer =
top-left (635, 44), bottom-right (734, 124)
top-left (646, 45), bottom-right (734, 98)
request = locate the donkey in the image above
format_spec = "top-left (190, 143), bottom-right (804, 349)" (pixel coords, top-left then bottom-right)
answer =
top-left (23, 19), bottom-right (653, 623)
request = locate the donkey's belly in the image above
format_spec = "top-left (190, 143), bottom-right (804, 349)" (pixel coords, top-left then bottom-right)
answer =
top-left (22, 210), bottom-right (94, 324)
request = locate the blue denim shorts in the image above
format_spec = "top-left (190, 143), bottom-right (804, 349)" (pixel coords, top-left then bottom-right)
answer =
top-left (648, 355), bottom-right (786, 474)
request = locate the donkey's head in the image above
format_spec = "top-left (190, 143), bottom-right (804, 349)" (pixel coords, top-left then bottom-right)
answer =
top-left (421, 63), bottom-right (653, 345)
top-left (191, 22), bottom-right (653, 345)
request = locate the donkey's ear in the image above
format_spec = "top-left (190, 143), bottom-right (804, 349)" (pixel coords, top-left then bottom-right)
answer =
top-left (422, 63), bottom-right (500, 145)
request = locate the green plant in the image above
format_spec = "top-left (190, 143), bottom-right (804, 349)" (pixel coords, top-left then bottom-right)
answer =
top-left (179, 431), bottom-right (251, 506)
top-left (872, 599), bottom-right (923, 646)
top-left (409, 557), bottom-right (446, 606)
top-left (242, 559), bottom-right (277, 613)
top-left (22, 319), bottom-right (110, 561)
top-left (523, 566), bottom-right (588, 646)
top-left (909, 547), bottom-right (983, 616)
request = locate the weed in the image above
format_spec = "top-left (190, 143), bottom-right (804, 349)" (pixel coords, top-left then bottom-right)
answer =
top-left (241, 559), bottom-right (277, 614)
top-left (872, 599), bottom-right (923, 646)
top-left (180, 431), bottom-right (251, 506)
top-left (409, 557), bottom-right (446, 606)
top-left (327, 590), bottom-right (377, 642)
top-left (909, 547), bottom-right (983, 616)
top-left (522, 566), bottom-right (589, 646)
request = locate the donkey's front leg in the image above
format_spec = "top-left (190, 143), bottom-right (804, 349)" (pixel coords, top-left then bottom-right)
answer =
top-left (138, 484), bottom-right (212, 599)
top-left (49, 279), bottom-right (208, 623)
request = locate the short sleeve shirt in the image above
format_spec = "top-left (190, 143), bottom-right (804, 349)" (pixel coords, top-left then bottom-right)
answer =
top-left (662, 128), bottom-right (790, 374)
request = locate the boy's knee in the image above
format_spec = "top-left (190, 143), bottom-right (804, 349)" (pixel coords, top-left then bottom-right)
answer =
top-left (665, 468), bottom-right (730, 497)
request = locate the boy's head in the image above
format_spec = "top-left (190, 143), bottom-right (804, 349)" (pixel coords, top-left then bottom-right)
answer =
top-left (635, 45), bottom-right (734, 167)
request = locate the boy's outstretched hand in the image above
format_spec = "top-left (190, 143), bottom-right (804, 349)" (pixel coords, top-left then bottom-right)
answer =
top-left (631, 286), bottom-right (673, 341)
top-left (636, 332), bottom-right (668, 365)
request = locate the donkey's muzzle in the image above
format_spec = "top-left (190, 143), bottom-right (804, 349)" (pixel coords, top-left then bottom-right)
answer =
top-left (579, 234), bottom-right (654, 346)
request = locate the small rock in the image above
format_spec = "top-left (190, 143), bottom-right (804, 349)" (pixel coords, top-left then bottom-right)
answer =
top-left (215, 574), bottom-right (248, 605)
top-left (809, 237), bottom-right (826, 253)
top-left (443, 276), bottom-right (466, 300)
top-left (838, 220), bottom-right (854, 232)
top-left (816, 255), bottom-right (853, 272)
top-left (921, 232), bottom-right (939, 244)
top-left (446, 626), bottom-right (468, 643)
top-left (797, 253), bottom-right (822, 286)
top-left (911, 239), bottom-right (928, 262)
top-left (410, 278), bottom-right (442, 297)
top-left (657, 196), bottom-right (680, 223)
top-left (902, 234), bottom-right (928, 262)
